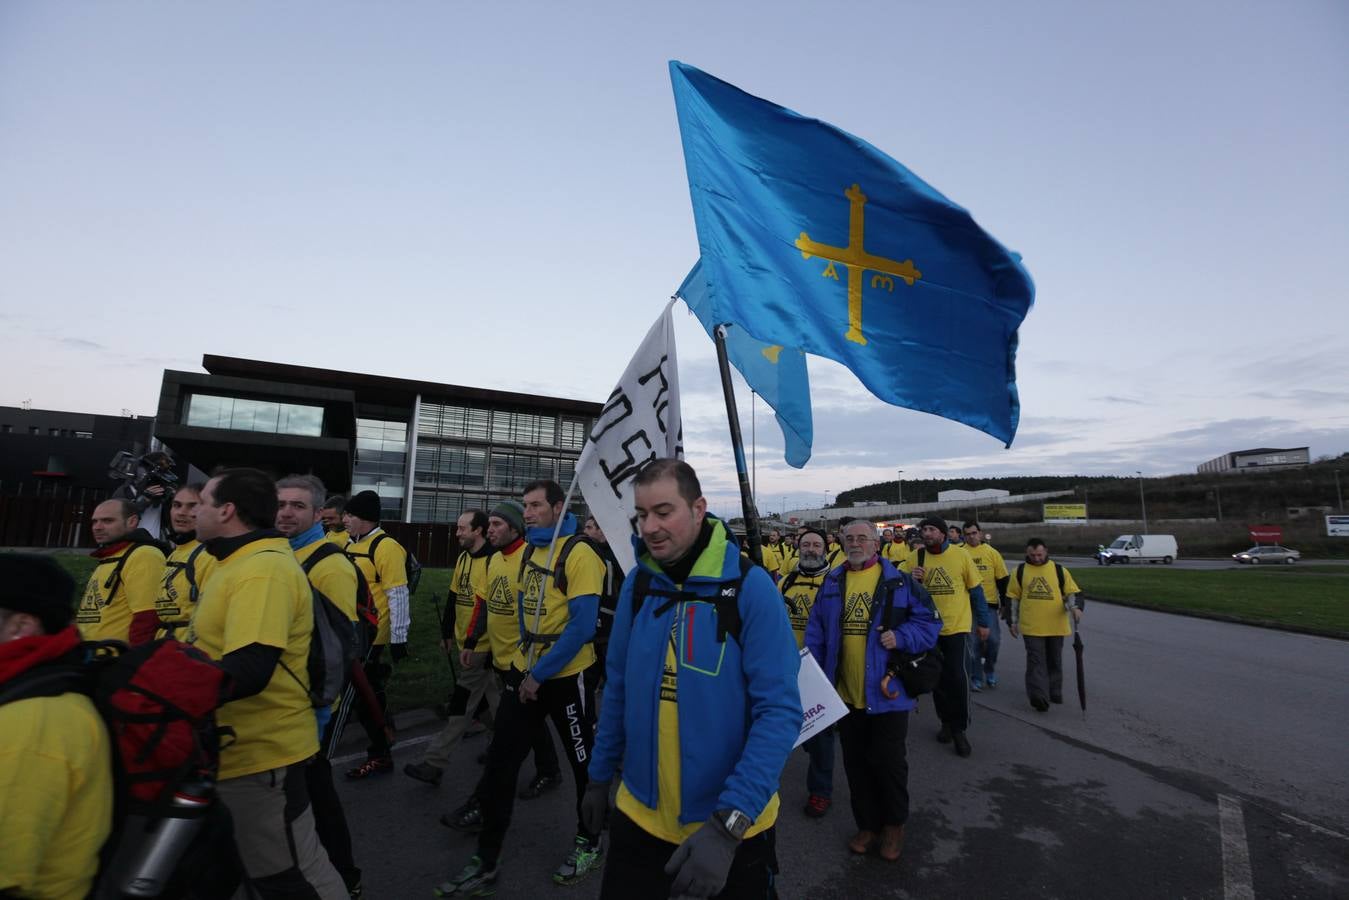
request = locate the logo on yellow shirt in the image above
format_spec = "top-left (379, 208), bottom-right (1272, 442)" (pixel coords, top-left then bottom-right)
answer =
top-left (842, 589), bottom-right (872, 635)
top-left (487, 576), bottom-right (515, 616)
top-left (1025, 576), bottom-right (1055, 601)
top-left (925, 567), bottom-right (954, 596)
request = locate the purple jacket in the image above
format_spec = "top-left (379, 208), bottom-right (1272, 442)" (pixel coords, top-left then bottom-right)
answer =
top-left (804, 557), bottom-right (941, 713)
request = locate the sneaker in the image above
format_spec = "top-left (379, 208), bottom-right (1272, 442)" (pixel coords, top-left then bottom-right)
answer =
top-left (804, 794), bottom-right (831, 818)
top-left (345, 756), bottom-right (392, 780)
top-left (970, 679), bottom-right (984, 693)
top-left (404, 761), bottom-right (443, 787)
top-left (552, 834), bottom-right (603, 885)
top-left (936, 725), bottom-right (952, 744)
top-left (1030, 696), bottom-right (1050, 712)
top-left (433, 856), bottom-right (497, 897)
top-left (952, 731), bottom-right (972, 758)
top-left (347, 882), bottom-right (363, 900)
top-left (1050, 693), bottom-right (1064, 704)
top-left (343, 870), bottom-right (363, 900)
top-left (441, 799), bottom-right (483, 832)
top-left (986, 673), bottom-right (999, 688)
top-left (465, 718), bottom-right (488, 738)
top-left (518, 771), bottom-right (563, 800)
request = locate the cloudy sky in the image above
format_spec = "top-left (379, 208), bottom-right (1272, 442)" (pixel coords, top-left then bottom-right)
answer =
top-left (3, 1), bottom-right (1346, 517)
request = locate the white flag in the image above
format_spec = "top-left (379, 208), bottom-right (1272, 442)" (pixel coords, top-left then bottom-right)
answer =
top-left (575, 300), bottom-right (682, 574)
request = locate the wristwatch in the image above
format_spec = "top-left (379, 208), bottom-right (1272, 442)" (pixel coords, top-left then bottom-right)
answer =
top-left (714, 808), bottom-right (751, 840)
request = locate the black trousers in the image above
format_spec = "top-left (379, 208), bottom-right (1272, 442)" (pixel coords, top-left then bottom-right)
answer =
top-left (477, 667), bottom-right (594, 866)
top-left (1023, 635), bottom-right (1065, 704)
top-left (598, 811), bottom-right (778, 900)
top-left (309, 719), bottom-right (359, 887)
top-left (932, 632), bottom-right (971, 732)
top-left (837, 708), bottom-right (910, 831)
top-left (355, 646), bottom-right (392, 758)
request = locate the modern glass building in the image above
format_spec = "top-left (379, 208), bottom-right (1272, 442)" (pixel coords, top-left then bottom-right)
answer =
top-left (155, 356), bottom-right (600, 522)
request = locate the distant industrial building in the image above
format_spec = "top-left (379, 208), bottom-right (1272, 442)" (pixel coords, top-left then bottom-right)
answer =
top-left (155, 355), bottom-right (601, 523)
top-left (1197, 447), bottom-right (1311, 474)
top-left (936, 488), bottom-right (1011, 502)
top-left (0, 406), bottom-right (155, 495)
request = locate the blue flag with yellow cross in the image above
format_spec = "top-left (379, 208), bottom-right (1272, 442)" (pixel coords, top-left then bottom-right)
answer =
top-left (669, 61), bottom-right (1035, 447)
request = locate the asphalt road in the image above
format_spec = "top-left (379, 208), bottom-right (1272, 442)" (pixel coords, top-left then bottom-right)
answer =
top-left (332, 601), bottom-right (1348, 899)
top-left (1056, 555), bottom-right (1343, 571)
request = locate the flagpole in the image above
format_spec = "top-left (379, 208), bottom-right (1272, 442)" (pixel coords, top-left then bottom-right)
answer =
top-left (714, 324), bottom-right (763, 565)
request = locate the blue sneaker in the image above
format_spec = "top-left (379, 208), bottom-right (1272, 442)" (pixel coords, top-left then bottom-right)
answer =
top-left (986, 673), bottom-right (999, 688)
top-left (970, 678), bottom-right (984, 692)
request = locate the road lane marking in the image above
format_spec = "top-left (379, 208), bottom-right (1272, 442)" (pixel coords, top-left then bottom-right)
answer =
top-left (1279, 812), bottom-right (1349, 841)
top-left (331, 733), bottom-right (434, 766)
top-left (1218, 794), bottom-right (1255, 900)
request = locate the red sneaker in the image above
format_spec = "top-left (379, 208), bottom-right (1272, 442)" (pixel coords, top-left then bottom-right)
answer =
top-left (804, 794), bottom-right (831, 818)
top-left (345, 756), bottom-right (393, 780)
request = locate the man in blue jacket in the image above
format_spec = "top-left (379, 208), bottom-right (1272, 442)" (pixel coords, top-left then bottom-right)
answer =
top-left (806, 520), bottom-right (940, 863)
top-left (582, 459), bottom-right (802, 899)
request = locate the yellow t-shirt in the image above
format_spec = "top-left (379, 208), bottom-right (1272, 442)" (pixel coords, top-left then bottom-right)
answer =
top-left (483, 541), bottom-right (527, 670)
top-left (78, 543), bottom-right (166, 642)
top-left (1009, 562), bottom-right (1082, 637)
top-left (881, 541), bottom-right (912, 568)
top-left (914, 545), bottom-right (982, 636)
top-left (325, 529), bottom-right (349, 547)
top-left (761, 542), bottom-right (784, 575)
top-left (0, 692), bottom-right (112, 900)
top-left (156, 539), bottom-right (217, 634)
top-left (512, 537), bottom-right (603, 679)
top-left (780, 568), bottom-right (827, 649)
top-left (837, 564), bottom-right (882, 709)
top-left (345, 528), bottom-right (407, 645)
top-left (615, 614), bottom-right (778, 844)
top-left (450, 549), bottom-right (490, 645)
top-left (295, 538), bottom-right (357, 622)
top-left (964, 543), bottom-right (1009, 607)
top-left (187, 535), bottom-right (318, 779)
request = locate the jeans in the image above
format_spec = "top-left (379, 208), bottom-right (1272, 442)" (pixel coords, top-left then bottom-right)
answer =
top-left (967, 614), bottom-right (1002, 681)
top-left (803, 726), bottom-right (835, 798)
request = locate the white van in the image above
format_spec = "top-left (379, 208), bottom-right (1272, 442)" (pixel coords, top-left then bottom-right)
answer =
top-left (1101, 534), bottom-right (1179, 565)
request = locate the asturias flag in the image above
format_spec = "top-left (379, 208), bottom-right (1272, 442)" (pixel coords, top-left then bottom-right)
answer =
top-left (670, 61), bottom-right (1035, 446)
top-left (678, 259), bottom-right (814, 468)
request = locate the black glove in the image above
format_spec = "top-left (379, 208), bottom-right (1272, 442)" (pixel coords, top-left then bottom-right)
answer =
top-left (580, 780), bottom-right (610, 836)
top-left (663, 816), bottom-right (739, 899)
top-left (390, 642), bottom-right (409, 663)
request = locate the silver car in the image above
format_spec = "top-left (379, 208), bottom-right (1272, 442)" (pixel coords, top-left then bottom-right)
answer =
top-left (1232, 545), bottom-right (1301, 565)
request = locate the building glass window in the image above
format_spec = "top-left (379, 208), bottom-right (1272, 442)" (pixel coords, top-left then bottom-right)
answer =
top-left (186, 394), bottom-right (324, 437)
top-left (351, 416), bottom-right (409, 519)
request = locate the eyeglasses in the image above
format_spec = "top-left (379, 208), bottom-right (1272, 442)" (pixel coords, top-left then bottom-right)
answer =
top-left (842, 535), bottom-right (874, 544)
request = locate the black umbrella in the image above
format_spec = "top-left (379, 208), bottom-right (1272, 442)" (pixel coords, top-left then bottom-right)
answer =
top-left (1070, 612), bottom-right (1086, 714)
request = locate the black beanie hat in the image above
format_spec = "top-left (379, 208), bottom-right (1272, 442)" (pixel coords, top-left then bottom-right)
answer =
top-left (797, 527), bottom-right (828, 547)
top-left (918, 516), bottom-right (949, 536)
top-left (345, 490), bottom-right (383, 523)
top-left (0, 554), bottom-right (76, 633)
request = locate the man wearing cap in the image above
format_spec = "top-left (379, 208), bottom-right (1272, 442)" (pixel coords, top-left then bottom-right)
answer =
top-left (440, 499), bottom-right (561, 834)
top-left (78, 497), bottom-right (166, 644)
top-left (907, 516), bottom-right (991, 758)
top-left (0, 554), bottom-right (113, 900)
top-left (781, 528), bottom-right (837, 818)
top-left (342, 490), bottom-right (411, 779)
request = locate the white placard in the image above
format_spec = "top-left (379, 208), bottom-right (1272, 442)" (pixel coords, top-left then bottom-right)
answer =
top-left (795, 647), bottom-right (847, 748)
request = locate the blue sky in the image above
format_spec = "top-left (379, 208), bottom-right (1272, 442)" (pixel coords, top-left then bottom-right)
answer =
top-left (3, 1), bottom-right (1346, 517)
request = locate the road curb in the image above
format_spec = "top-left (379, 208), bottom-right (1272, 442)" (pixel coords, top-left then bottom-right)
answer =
top-left (1082, 593), bottom-right (1349, 642)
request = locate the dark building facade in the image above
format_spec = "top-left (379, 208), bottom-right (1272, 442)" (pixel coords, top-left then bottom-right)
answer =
top-left (1198, 446), bottom-right (1311, 474)
top-left (155, 355), bottom-right (601, 523)
top-left (0, 406), bottom-right (155, 495)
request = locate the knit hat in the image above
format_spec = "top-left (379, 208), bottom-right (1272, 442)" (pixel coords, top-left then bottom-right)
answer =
top-left (0, 554), bottom-right (76, 633)
top-left (797, 527), bottom-right (828, 547)
top-left (918, 516), bottom-right (948, 536)
top-left (489, 500), bottom-right (525, 535)
top-left (345, 490), bottom-right (383, 524)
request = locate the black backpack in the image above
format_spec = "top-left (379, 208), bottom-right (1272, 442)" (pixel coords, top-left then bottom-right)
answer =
top-left (630, 555), bottom-right (757, 646)
top-left (347, 532), bottom-right (422, 595)
top-left (874, 573), bottom-right (943, 697)
top-left (278, 545), bottom-right (368, 708)
top-left (517, 534), bottom-right (591, 596)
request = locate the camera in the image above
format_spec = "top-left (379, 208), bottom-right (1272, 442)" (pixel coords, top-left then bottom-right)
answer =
top-left (108, 450), bottom-right (180, 500)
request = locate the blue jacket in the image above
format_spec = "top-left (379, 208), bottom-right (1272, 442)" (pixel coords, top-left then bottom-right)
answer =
top-left (805, 557), bottom-right (941, 713)
top-left (588, 519), bottom-right (802, 823)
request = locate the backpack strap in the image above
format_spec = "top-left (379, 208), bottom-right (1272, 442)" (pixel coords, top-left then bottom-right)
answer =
top-left (182, 543), bottom-right (209, 606)
top-left (518, 534), bottom-right (583, 597)
top-left (364, 533), bottom-right (387, 582)
top-left (101, 542), bottom-right (155, 599)
top-left (629, 555), bottom-right (753, 645)
top-left (301, 540), bottom-right (346, 575)
top-left (1015, 562), bottom-right (1025, 588)
top-left (1055, 562), bottom-right (1066, 596)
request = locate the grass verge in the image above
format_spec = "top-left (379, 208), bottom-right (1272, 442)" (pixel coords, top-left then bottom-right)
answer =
top-left (1081, 566), bottom-right (1349, 637)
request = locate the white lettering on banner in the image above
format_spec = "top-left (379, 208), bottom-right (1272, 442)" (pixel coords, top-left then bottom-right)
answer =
top-left (795, 648), bottom-right (847, 748)
top-left (576, 301), bottom-right (684, 574)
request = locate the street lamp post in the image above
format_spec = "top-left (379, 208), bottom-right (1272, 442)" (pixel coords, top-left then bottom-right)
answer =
top-left (1136, 471), bottom-right (1148, 532)
top-left (1336, 469), bottom-right (1344, 512)
top-left (896, 469), bottom-right (904, 508)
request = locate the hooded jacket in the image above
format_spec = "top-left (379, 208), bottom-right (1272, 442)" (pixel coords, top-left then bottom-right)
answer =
top-left (805, 557), bottom-right (941, 713)
top-left (589, 517), bottom-right (802, 826)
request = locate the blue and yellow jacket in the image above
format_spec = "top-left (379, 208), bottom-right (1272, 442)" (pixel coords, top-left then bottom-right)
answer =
top-left (805, 557), bottom-right (941, 713)
top-left (588, 518), bottom-right (802, 826)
